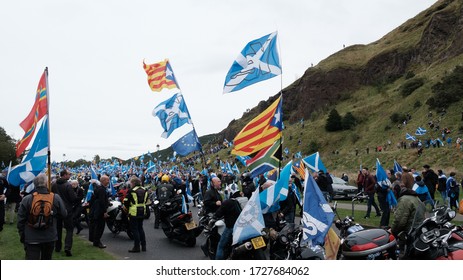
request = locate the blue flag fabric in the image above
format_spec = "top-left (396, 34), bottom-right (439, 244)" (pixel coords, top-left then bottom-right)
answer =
top-left (375, 159), bottom-right (391, 188)
top-left (223, 32), bottom-right (281, 93)
top-left (393, 160), bottom-right (403, 174)
top-left (152, 93), bottom-right (192, 138)
top-left (302, 152), bottom-right (326, 173)
top-left (7, 116), bottom-right (49, 187)
top-left (232, 163), bottom-right (240, 174)
top-left (259, 161), bottom-right (292, 214)
top-left (233, 189), bottom-right (265, 245)
top-left (181, 194), bottom-right (188, 214)
top-left (415, 127), bottom-right (427, 136)
top-left (301, 172), bottom-right (335, 246)
top-left (172, 129), bottom-right (202, 156)
top-left (236, 155), bottom-right (250, 166)
top-left (406, 133), bottom-right (416, 141)
top-left (284, 147), bottom-right (289, 155)
top-left (85, 165), bottom-right (98, 203)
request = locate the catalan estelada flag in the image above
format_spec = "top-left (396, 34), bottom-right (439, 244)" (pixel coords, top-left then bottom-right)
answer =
top-left (232, 96), bottom-right (282, 156)
top-left (292, 160), bottom-right (306, 180)
top-left (143, 59), bottom-right (179, 92)
top-left (16, 70), bottom-right (48, 157)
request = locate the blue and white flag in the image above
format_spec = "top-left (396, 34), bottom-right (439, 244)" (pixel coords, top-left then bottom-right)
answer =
top-left (301, 172), bottom-right (335, 246)
top-left (302, 152), bottom-right (326, 173)
top-left (236, 155), bottom-right (250, 166)
top-left (405, 133), bottom-right (416, 141)
top-left (415, 127), bottom-right (427, 136)
top-left (108, 179), bottom-right (117, 197)
top-left (232, 163), bottom-right (240, 174)
top-left (181, 194), bottom-right (188, 214)
top-left (152, 93), bottom-right (192, 138)
top-left (295, 151), bottom-right (302, 159)
top-left (284, 147), bottom-right (289, 155)
top-left (84, 165), bottom-right (98, 203)
top-left (375, 159), bottom-right (391, 187)
top-left (223, 32), bottom-right (281, 94)
top-left (259, 161), bottom-right (292, 214)
top-left (233, 189), bottom-right (265, 245)
top-left (393, 160), bottom-right (403, 174)
top-left (7, 116), bottom-right (49, 187)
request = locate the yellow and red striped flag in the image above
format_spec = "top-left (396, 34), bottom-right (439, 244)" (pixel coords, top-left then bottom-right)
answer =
top-left (143, 59), bottom-right (179, 92)
top-left (232, 96), bottom-right (282, 156)
top-left (292, 160), bottom-right (306, 180)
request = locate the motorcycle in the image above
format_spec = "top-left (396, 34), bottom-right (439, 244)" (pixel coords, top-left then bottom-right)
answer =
top-left (332, 199), bottom-right (397, 260)
top-left (156, 194), bottom-right (202, 247)
top-left (398, 205), bottom-right (463, 259)
top-left (200, 215), bottom-right (226, 260)
top-left (105, 199), bottom-right (134, 239)
top-left (269, 222), bottom-right (325, 260)
top-left (229, 233), bottom-right (268, 260)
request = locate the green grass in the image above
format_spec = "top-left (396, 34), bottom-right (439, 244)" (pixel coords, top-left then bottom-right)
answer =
top-left (0, 225), bottom-right (115, 260)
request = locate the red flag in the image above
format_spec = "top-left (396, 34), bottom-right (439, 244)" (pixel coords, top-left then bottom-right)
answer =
top-left (16, 70), bottom-right (48, 157)
top-left (143, 59), bottom-right (179, 92)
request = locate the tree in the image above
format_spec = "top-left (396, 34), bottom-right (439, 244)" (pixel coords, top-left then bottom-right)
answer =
top-left (325, 109), bottom-right (342, 132)
top-left (0, 127), bottom-right (18, 166)
top-left (341, 112), bottom-right (357, 130)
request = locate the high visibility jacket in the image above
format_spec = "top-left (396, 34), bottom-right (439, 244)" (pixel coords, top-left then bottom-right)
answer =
top-left (125, 186), bottom-right (148, 218)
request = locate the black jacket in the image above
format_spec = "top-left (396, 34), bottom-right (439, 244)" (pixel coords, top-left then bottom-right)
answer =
top-left (51, 178), bottom-right (77, 212)
top-left (203, 188), bottom-right (222, 214)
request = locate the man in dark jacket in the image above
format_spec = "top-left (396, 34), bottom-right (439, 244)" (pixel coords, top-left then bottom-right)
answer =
top-left (362, 168), bottom-right (381, 219)
top-left (422, 164), bottom-right (438, 200)
top-left (51, 169), bottom-right (77, 256)
top-left (17, 174), bottom-right (67, 260)
top-left (203, 177), bottom-right (223, 214)
top-left (89, 175), bottom-right (109, 249)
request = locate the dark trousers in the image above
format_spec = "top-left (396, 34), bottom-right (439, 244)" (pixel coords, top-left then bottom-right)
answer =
top-left (89, 216), bottom-right (105, 246)
top-left (73, 206), bottom-right (83, 231)
top-left (56, 213), bottom-right (74, 251)
top-left (129, 217), bottom-right (146, 249)
top-left (365, 193), bottom-right (380, 217)
top-left (377, 193), bottom-right (390, 227)
top-left (25, 241), bottom-right (54, 260)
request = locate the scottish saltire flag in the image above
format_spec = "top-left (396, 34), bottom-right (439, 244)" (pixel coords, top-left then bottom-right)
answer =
top-left (375, 159), bottom-right (391, 187)
top-left (393, 160), bottom-right (403, 174)
top-left (224, 32), bottom-right (281, 94)
top-left (146, 160), bottom-right (156, 172)
top-left (292, 183), bottom-right (302, 206)
top-left (259, 161), bottom-right (292, 214)
top-left (85, 165), bottom-right (98, 203)
top-left (233, 189), bottom-right (265, 245)
top-left (301, 171), bottom-right (335, 246)
top-left (226, 162), bottom-right (234, 174)
top-left (143, 59), bottom-right (179, 92)
top-left (232, 96), bottom-right (282, 156)
top-left (152, 93), bottom-right (192, 138)
top-left (295, 151), bottom-right (302, 158)
top-left (302, 152), bottom-right (326, 173)
top-left (415, 127), bottom-right (427, 136)
top-left (16, 69), bottom-right (48, 157)
top-left (108, 179), bottom-right (117, 197)
top-left (8, 115), bottom-right (49, 187)
top-left (185, 179), bottom-right (193, 202)
top-left (236, 155), bottom-right (251, 166)
top-left (246, 140), bottom-right (281, 178)
top-left (405, 133), bottom-right (416, 141)
top-left (172, 129), bottom-right (202, 156)
top-left (284, 147), bottom-right (289, 155)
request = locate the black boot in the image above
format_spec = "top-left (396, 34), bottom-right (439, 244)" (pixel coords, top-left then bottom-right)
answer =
top-left (129, 247), bottom-right (140, 253)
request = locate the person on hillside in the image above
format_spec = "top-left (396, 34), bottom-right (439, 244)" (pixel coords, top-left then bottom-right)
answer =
top-left (51, 169), bottom-right (77, 256)
top-left (362, 168), bottom-right (381, 219)
top-left (17, 174), bottom-right (67, 260)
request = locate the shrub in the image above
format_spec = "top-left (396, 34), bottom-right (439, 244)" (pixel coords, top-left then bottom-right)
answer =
top-left (400, 77), bottom-right (424, 97)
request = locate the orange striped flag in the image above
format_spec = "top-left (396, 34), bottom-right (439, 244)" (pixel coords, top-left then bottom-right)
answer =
top-left (232, 96), bottom-right (283, 156)
top-left (16, 70), bottom-right (48, 157)
top-left (292, 160), bottom-right (306, 180)
top-left (143, 59), bottom-right (179, 92)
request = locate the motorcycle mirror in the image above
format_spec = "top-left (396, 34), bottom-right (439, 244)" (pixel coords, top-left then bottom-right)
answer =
top-left (448, 210), bottom-right (456, 220)
top-left (154, 200), bottom-right (159, 205)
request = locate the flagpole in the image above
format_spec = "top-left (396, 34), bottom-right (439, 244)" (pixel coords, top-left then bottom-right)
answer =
top-left (277, 30), bottom-right (283, 181)
top-left (44, 67), bottom-right (51, 191)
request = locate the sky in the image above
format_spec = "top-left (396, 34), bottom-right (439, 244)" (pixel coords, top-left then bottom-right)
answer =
top-left (0, 0), bottom-right (437, 162)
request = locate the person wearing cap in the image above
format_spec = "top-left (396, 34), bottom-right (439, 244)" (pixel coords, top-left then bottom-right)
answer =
top-left (422, 164), bottom-right (438, 201)
top-left (208, 187), bottom-right (248, 260)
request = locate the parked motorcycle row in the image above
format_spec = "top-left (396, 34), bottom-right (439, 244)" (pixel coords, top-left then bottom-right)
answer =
top-left (75, 190), bottom-right (463, 260)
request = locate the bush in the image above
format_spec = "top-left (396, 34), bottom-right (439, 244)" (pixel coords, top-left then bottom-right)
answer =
top-left (414, 101), bottom-right (422, 108)
top-left (400, 77), bottom-right (424, 97)
top-left (306, 141), bottom-right (320, 154)
top-left (428, 65), bottom-right (463, 110)
top-left (341, 112), bottom-right (357, 130)
top-left (325, 109), bottom-right (342, 132)
top-left (390, 112), bottom-right (406, 123)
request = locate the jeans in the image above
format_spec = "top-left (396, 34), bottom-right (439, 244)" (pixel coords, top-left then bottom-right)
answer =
top-left (216, 227), bottom-right (233, 260)
top-left (129, 217), bottom-right (146, 249)
top-left (365, 193), bottom-right (380, 218)
top-left (25, 242), bottom-right (54, 260)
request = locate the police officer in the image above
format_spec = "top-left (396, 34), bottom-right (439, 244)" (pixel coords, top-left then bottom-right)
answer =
top-left (124, 176), bottom-right (150, 253)
top-left (154, 174), bottom-right (175, 229)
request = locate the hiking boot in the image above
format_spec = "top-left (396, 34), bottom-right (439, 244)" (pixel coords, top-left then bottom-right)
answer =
top-left (141, 246), bottom-right (147, 252)
top-left (65, 250), bottom-right (72, 257)
top-left (129, 247), bottom-right (141, 253)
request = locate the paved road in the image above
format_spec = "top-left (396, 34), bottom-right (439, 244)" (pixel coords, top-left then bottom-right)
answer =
top-left (77, 205), bottom-right (209, 260)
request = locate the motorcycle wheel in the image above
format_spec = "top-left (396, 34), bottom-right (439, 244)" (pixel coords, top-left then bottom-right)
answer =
top-left (253, 248), bottom-right (267, 260)
top-left (106, 219), bottom-right (118, 234)
top-left (185, 231), bottom-right (196, 247)
top-left (207, 237), bottom-right (216, 260)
